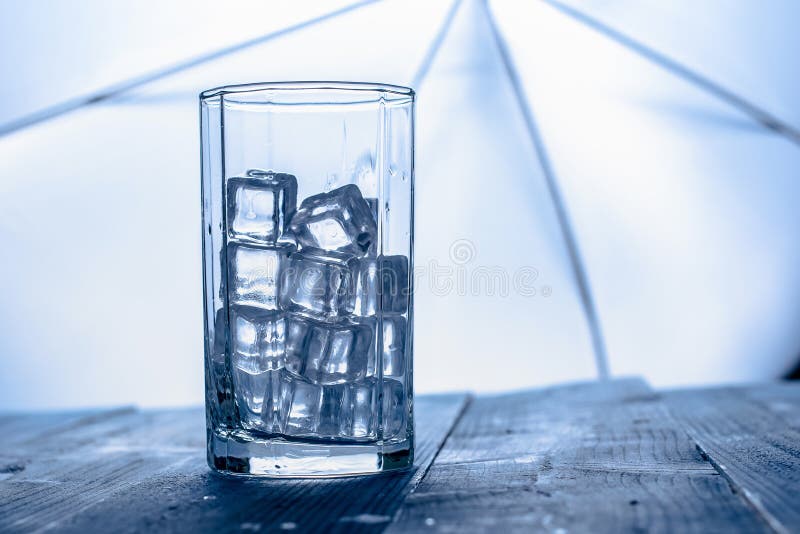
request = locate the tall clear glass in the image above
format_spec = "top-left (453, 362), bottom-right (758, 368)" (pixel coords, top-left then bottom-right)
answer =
top-left (201, 82), bottom-right (414, 477)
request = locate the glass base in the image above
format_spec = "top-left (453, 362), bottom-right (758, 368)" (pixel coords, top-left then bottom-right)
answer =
top-left (208, 429), bottom-right (413, 478)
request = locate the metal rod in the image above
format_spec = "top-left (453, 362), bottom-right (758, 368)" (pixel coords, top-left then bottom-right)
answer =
top-left (482, 0), bottom-right (611, 379)
top-left (0, 0), bottom-right (382, 138)
top-left (412, 0), bottom-right (464, 89)
top-left (541, 0), bottom-right (800, 146)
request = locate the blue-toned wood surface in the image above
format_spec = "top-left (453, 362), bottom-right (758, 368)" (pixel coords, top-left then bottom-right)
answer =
top-left (1, 380), bottom-right (799, 533)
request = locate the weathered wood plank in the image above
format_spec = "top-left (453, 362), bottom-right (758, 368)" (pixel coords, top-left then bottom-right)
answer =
top-left (0, 407), bottom-right (139, 492)
top-left (0, 408), bottom-right (203, 532)
top-left (664, 385), bottom-right (800, 533)
top-left (0, 394), bottom-right (468, 533)
top-left (0, 407), bottom-right (135, 451)
top-left (5, 383), bottom-right (796, 533)
top-left (389, 378), bottom-right (769, 533)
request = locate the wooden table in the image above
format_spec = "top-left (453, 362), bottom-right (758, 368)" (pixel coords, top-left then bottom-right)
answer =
top-left (1, 378), bottom-right (798, 533)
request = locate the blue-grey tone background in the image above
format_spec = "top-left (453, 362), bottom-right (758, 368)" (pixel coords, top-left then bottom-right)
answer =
top-left (1, 0), bottom-right (798, 409)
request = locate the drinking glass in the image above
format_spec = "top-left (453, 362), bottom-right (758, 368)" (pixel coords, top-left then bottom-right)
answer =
top-left (201, 82), bottom-right (414, 477)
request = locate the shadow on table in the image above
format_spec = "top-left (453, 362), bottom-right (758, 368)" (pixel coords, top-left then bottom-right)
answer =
top-left (59, 459), bottom-right (419, 533)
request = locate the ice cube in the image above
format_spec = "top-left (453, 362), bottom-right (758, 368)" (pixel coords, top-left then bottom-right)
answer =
top-left (289, 184), bottom-right (376, 256)
top-left (230, 307), bottom-right (286, 373)
top-left (318, 384), bottom-right (347, 437)
top-left (233, 367), bottom-right (286, 431)
top-left (259, 370), bottom-right (285, 433)
top-left (254, 370), bottom-right (395, 441)
top-left (228, 243), bottom-right (293, 310)
top-left (383, 378), bottom-right (407, 439)
top-left (336, 378), bottom-right (403, 440)
top-left (285, 315), bottom-right (373, 385)
top-left (280, 373), bottom-right (323, 436)
top-left (230, 308), bottom-right (286, 430)
top-left (361, 317), bottom-right (405, 379)
top-left (353, 260), bottom-right (378, 317)
top-left (354, 255), bottom-right (410, 316)
top-left (279, 249), bottom-right (357, 319)
top-left (381, 316), bottom-right (406, 378)
top-left (226, 170), bottom-right (297, 244)
top-left (267, 373), bottom-right (381, 440)
top-left (341, 380), bottom-right (377, 439)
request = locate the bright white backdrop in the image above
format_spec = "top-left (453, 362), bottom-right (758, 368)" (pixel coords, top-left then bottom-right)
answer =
top-left (0, 0), bottom-right (798, 409)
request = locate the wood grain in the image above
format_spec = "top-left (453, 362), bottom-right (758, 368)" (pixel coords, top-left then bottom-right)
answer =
top-left (0, 394), bottom-right (468, 533)
top-left (389, 378), bottom-right (769, 533)
top-left (664, 385), bottom-right (800, 534)
top-left (3, 381), bottom-right (798, 533)
top-left (0, 408), bottom-right (203, 532)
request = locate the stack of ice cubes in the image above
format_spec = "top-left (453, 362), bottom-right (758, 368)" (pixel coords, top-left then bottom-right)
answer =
top-left (225, 169), bottom-right (409, 441)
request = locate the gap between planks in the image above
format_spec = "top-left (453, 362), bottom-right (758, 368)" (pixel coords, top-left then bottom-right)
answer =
top-left (0, 394), bottom-right (470, 533)
top-left (663, 385), bottom-right (800, 534)
top-left (388, 378), bottom-right (773, 533)
top-left (391, 393), bottom-right (474, 522)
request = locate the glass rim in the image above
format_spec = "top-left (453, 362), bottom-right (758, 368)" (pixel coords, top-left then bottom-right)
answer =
top-left (199, 81), bottom-right (415, 103)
